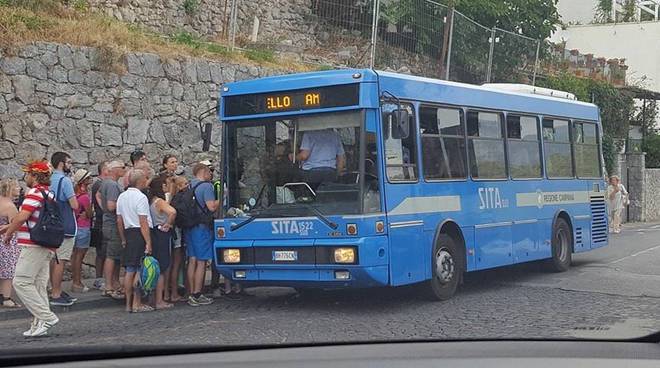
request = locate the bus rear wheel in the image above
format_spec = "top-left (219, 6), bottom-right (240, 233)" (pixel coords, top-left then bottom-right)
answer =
top-left (546, 217), bottom-right (572, 272)
top-left (423, 234), bottom-right (462, 301)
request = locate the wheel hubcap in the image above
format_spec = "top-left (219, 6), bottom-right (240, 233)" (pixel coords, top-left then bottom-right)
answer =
top-left (556, 228), bottom-right (568, 262)
top-left (435, 248), bottom-right (455, 284)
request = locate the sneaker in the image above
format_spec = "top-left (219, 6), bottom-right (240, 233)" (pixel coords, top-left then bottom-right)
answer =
top-left (197, 294), bottom-right (214, 305)
top-left (22, 318), bottom-right (39, 337)
top-left (187, 295), bottom-right (200, 307)
top-left (29, 317), bottom-right (59, 337)
top-left (50, 295), bottom-right (74, 307)
top-left (61, 291), bottom-right (78, 303)
top-left (93, 279), bottom-right (105, 290)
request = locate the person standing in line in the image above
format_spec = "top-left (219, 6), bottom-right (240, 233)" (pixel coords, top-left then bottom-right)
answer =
top-left (49, 152), bottom-right (79, 307)
top-left (185, 162), bottom-right (218, 307)
top-left (148, 176), bottom-right (176, 309)
top-left (167, 175), bottom-right (189, 302)
top-left (90, 162), bottom-right (108, 290)
top-left (116, 170), bottom-right (154, 313)
top-left (0, 161), bottom-right (59, 337)
top-left (160, 154), bottom-right (180, 177)
top-left (98, 161), bottom-right (126, 299)
top-left (70, 169), bottom-right (93, 293)
top-left (0, 178), bottom-right (22, 308)
top-left (607, 175), bottom-right (629, 234)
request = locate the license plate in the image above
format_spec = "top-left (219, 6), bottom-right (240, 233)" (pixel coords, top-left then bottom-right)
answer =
top-left (272, 250), bottom-right (297, 262)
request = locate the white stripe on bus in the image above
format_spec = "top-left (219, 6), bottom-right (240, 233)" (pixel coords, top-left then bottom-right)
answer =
top-left (388, 195), bottom-right (461, 216)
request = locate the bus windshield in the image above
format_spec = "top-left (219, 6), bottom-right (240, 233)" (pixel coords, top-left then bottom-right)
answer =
top-left (224, 110), bottom-right (380, 218)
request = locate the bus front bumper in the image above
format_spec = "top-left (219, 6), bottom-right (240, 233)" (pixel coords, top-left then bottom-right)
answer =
top-left (214, 236), bottom-right (390, 288)
top-left (215, 265), bottom-right (389, 288)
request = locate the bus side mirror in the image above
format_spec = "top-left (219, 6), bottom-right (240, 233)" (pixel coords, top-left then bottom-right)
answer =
top-left (202, 122), bottom-right (212, 152)
top-left (391, 109), bottom-right (410, 139)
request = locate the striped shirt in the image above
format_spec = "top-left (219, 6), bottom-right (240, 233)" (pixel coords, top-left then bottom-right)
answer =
top-left (16, 185), bottom-right (55, 249)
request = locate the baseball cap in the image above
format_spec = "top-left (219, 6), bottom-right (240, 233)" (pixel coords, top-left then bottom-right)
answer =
top-left (199, 160), bottom-right (215, 171)
top-left (73, 169), bottom-right (91, 185)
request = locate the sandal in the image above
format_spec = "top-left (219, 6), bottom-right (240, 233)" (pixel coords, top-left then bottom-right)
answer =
top-left (1, 296), bottom-right (22, 308)
top-left (102, 290), bottom-right (125, 300)
top-left (156, 303), bottom-right (174, 310)
top-left (132, 305), bottom-right (154, 313)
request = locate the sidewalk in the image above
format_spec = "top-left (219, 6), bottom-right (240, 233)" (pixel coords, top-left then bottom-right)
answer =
top-left (0, 279), bottom-right (119, 321)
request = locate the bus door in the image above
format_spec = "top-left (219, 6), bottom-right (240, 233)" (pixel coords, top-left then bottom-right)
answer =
top-left (381, 103), bottom-right (427, 286)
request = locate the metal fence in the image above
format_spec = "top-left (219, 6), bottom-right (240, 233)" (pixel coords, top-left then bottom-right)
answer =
top-left (223, 0), bottom-right (542, 85)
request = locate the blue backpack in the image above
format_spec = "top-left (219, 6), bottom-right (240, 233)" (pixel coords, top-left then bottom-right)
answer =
top-left (55, 177), bottom-right (77, 237)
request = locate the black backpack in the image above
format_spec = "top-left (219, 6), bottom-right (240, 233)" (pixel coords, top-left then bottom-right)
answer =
top-left (29, 190), bottom-right (65, 248)
top-left (172, 181), bottom-right (214, 229)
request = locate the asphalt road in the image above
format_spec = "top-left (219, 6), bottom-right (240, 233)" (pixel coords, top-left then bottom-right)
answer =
top-left (1, 222), bottom-right (660, 350)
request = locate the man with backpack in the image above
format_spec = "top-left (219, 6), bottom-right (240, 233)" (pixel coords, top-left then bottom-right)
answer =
top-left (0, 160), bottom-right (62, 337)
top-left (176, 161), bottom-right (218, 306)
top-left (49, 152), bottom-right (79, 307)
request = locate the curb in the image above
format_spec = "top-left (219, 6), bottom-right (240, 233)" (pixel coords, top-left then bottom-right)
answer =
top-left (0, 296), bottom-right (120, 322)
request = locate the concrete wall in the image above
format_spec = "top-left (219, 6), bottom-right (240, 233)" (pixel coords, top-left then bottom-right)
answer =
top-left (0, 42), bottom-right (288, 178)
top-left (644, 169), bottom-right (660, 221)
top-left (550, 21), bottom-right (660, 93)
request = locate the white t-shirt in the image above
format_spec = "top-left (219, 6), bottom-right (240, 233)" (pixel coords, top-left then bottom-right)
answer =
top-left (116, 188), bottom-right (153, 229)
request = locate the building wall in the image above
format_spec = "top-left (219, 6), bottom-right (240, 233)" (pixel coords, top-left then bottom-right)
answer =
top-left (0, 42), bottom-right (287, 179)
top-left (550, 21), bottom-right (660, 93)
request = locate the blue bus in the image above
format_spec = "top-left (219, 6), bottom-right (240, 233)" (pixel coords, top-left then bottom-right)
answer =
top-left (211, 69), bottom-right (608, 300)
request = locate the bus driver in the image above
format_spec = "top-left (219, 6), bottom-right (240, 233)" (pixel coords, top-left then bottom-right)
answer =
top-left (292, 129), bottom-right (346, 190)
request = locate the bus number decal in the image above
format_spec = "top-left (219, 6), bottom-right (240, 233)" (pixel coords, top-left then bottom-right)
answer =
top-left (478, 187), bottom-right (509, 210)
top-left (271, 220), bottom-right (314, 236)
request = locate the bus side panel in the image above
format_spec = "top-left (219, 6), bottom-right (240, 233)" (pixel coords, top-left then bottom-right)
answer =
top-left (388, 216), bottom-right (426, 286)
top-left (512, 221), bottom-right (539, 263)
top-left (474, 225), bottom-right (513, 270)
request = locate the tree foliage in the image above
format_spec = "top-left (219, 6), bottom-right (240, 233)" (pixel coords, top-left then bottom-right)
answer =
top-left (643, 134), bottom-right (660, 168)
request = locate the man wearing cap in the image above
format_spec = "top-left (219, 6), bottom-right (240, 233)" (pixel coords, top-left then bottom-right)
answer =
top-left (0, 160), bottom-right (60, 337)
top-left (49, 152), bottom-right (79, 307)
top-left (98, 160), bottom-right (127, 299)
top-left (70, 169), bottom-right (93, 293)
top-left (186, 160), bottom-right (218, 306)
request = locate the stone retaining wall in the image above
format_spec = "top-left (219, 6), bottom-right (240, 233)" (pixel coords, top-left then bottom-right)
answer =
top-left (644, 168), bottom-right (660, 221)
top-left (0, 41), bottom-right (287, 178)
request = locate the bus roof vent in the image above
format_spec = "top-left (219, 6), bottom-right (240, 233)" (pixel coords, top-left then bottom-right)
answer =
top-left (481, 83), bottom-right (577, 101)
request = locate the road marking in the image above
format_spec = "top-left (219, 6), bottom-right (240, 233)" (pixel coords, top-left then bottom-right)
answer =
top-left (608, 244), bottom-right (660, 264)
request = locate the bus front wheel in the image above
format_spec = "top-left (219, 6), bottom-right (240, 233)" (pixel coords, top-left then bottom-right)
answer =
top-left (424, 234), bottom-right (462, 301)
top-left (546, 217), bottom-right (572, 272)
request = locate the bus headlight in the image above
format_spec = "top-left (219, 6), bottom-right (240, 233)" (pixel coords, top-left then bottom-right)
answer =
top-left (223, 249), bottom-right (241, 263)
top-left (334, 247), bottom-right (355, 264)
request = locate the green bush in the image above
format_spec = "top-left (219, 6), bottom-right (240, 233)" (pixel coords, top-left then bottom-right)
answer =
top-left (245, 47), bottom-right (275, 63)
top-left (643, 134), bottom-right (660, 168)
top-left (602, 134), bottom-right (616, 175)
top-left (182, 0), bottom-right (198, 16)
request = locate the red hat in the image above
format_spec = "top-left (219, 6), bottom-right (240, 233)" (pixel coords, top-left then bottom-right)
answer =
top-left (22, 160), bottom-right (52, 175)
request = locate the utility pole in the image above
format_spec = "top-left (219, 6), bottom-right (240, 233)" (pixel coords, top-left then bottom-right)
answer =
top-left (439, 0), bottom-right (455, 80)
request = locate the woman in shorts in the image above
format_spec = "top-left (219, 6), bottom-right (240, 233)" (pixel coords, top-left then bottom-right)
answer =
top-left (71, 169), bottom-right (93, 293)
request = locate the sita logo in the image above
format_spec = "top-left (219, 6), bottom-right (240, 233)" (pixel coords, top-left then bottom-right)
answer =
top-left (478, 187), bottom-right (509, 209)
top-left (271, 220), bottom-right (314, 236)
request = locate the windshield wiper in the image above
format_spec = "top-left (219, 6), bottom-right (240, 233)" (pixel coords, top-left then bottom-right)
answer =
top-left (229, 206), bottom-right (292, 232)
top-left (304, 204), bottom-right (338, 230)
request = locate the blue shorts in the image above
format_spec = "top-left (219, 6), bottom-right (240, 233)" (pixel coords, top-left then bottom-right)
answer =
top-left (74, 228), bottom-right (91, 248)
top-left (125, 265), bottom-right (139, 273)
top-left (185, 225), bottom-right (213, 261)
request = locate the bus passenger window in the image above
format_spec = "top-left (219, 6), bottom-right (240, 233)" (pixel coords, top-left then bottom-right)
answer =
top-left (507, 115), bottom-right (542, 178)
top-left (574, 122), bottom-right (601, 178)
top-left (542, 118), bottom-right (573, 178)
top-left (467, 111), bottom-right (506, 179)
top-left (420, 106), bottom-right (466, 180)
top-left (382, 103), bottom-right (418, 182)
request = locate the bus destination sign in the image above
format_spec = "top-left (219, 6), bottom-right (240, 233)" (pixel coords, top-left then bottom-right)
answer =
top-left (224, 83), bottom-right (359, 117)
